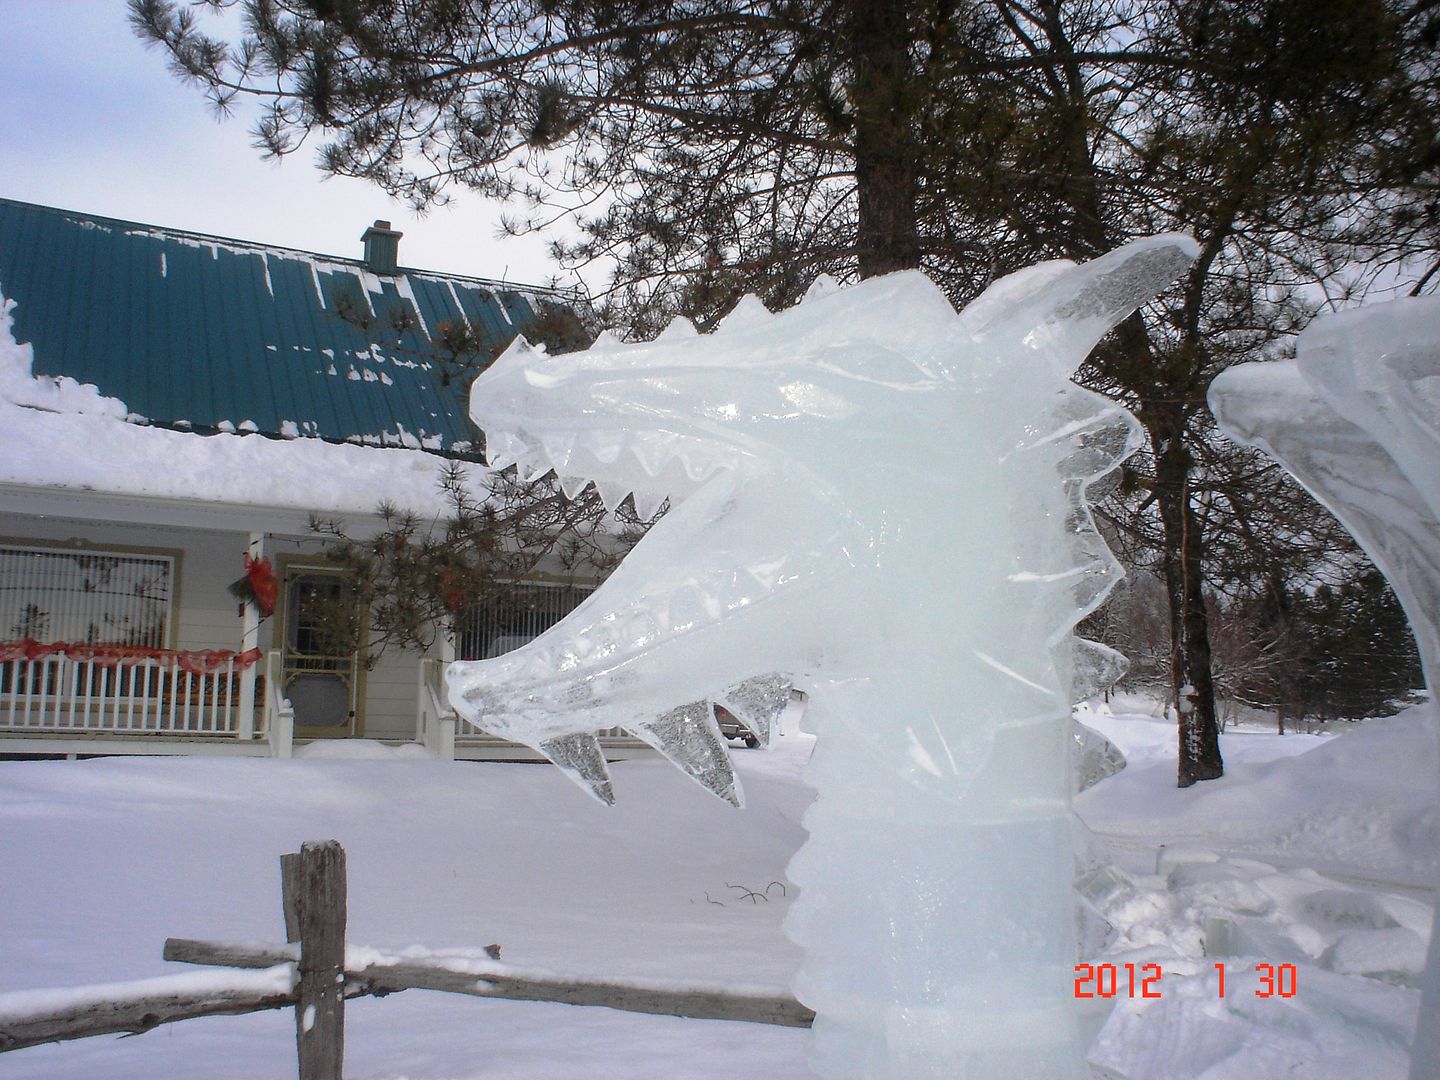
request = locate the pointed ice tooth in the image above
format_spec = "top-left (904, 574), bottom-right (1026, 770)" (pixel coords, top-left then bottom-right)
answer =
top-left (483, 431), bottom-right (524, 469)
top-left (540, 433), bottom-right (577, 471)
top-left (617, 612), bottom-right (662, 650)
top-left (629, 488), bottom-right (667, 521)
top-left (589, 329), bottom-right (627, 351)
top-left (626, 701), bottom-right (742, 807)
top-left (717, 673), bottom-right (792, 747)
top-left (558, 474), bottom-right (591, 500)
top-left (581, 433), bottom-right (624, 465)
top-left (665, 587), bottom-right (709, 634)
top-left (538, 733), bottom-right (616, 805)
top-left (746, 558), bottom-right (790, 591)
top-left (717, 571), bottom-right (760, 613)
top-left (595, 479), bottom-right (632, 511)
top-left (679, 446), bottom-right (719, 481)
top-left (514, 456), bottom-right (553, 482)
top-left (1067, 637), bottom-right (1130, 705)
top-left (631, 434), bottom-right (679, 477)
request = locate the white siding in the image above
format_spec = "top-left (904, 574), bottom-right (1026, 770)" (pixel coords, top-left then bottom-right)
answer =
top-left (360, 643), bottom-right (424, 739)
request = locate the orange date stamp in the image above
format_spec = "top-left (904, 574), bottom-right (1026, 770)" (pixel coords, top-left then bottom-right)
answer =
top-left (1073, 962), bottom-right (1298, 1000)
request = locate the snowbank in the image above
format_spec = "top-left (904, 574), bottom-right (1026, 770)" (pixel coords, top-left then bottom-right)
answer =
top-left (0, 709), bottom-right (1431, 1078)
top-left (1077, 700), bottom-right (1436, 1079)
top-left (1077, 700), bottom-right (1439, 885)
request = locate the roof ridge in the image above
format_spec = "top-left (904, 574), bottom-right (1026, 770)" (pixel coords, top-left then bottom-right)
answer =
top-left (0, 196), bottom-right (579, 300)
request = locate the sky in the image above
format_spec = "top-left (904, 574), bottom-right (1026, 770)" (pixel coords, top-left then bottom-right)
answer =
top-left (0, 2), bottom-right (588, 292)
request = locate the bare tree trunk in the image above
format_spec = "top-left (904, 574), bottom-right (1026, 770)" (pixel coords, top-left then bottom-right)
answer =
top-left (1149, 406), bottom-right (1224, 786)
top-left (849, 0), bottom-right (921, 278)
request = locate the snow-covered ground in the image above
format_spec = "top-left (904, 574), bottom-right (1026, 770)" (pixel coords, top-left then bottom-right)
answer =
top-left (1, 698), bottom-right (1434, 1078)
top-left (1076, 695), bottom-right (1436, 1079)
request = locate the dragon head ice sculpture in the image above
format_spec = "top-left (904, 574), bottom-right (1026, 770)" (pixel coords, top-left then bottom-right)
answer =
top-left (446, 235), bottom-right (1197, 1078)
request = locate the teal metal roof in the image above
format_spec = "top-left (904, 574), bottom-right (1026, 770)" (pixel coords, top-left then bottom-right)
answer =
top-left (0, 198), bottom-right (585, 458)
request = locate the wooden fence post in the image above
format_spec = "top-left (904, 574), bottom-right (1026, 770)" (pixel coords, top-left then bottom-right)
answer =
top-left (280, 841), bottom-right (346, 1080)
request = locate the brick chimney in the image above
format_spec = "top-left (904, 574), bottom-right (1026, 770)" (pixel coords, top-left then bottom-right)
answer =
top-left (361, 220), bottom-right (402, 275)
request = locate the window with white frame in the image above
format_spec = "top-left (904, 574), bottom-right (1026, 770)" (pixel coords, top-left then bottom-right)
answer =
top-left (457, 583), bottom-right (593, 661)
top-left (0, 544), bottom-right (174, 647)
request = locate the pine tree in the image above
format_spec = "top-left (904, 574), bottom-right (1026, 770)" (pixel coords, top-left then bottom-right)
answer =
top-left (133, 0), bottom-right (1439, 784)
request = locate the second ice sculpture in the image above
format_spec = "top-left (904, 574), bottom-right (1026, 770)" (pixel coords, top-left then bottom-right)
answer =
top-left (447, 235), bottom-right (1198, 1077)
top-left (1209, 297), bottom-right (1440, 1080)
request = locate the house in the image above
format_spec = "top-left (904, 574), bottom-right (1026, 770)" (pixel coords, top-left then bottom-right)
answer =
top-left (0, 197), bottom-right (647, 761)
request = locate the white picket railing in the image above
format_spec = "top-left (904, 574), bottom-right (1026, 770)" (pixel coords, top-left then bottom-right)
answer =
top-left (0, 650), bottom-right (261, 738)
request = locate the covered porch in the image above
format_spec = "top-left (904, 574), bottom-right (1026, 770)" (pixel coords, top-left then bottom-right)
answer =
top-left (0, 488), bottom-right (650, 762)
top-left (0, 643), bottom-right (293, 758)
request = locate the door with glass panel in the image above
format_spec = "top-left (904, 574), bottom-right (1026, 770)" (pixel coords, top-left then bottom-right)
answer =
top-left (280, 570), bottom-right (361, 737)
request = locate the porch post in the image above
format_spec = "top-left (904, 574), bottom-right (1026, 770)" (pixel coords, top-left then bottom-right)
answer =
top-left (236, 533), bottom-right (264, 740)
top-left (438, 631), bottom-right (457, 759)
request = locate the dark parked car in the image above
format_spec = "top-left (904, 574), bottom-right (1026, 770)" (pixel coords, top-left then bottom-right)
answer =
top-left (714, 704), bottom-right (760, 748)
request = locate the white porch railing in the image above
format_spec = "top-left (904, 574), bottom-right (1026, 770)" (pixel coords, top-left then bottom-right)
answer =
top-left (0, 646), bottom-right (263, 738)
top-left (264, 649), bottom-right (295, 758)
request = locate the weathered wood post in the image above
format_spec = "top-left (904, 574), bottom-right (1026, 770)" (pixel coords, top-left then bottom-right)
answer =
top-left (281, 841), bottom-right (346, 1080)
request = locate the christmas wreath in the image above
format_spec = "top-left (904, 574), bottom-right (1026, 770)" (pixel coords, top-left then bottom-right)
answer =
top-left (228, 553), bottom-right (278, 617)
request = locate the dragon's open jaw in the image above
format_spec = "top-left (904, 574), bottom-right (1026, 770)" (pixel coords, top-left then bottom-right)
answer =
top-left (445, 236), bottom-right (1201, 811)
top-left (448, 417), bottom-right (797, 805)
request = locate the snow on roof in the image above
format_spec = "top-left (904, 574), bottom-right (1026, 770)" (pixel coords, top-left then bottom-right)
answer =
top-left (0, 291), bottom-right (487, 517)
top-left (0, 198), bottom-right (585, 457)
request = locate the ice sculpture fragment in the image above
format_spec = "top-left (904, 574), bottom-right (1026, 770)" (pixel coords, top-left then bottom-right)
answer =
top-left (446, 235), bottom-right (1198, 1077)
top-left (1209, 297), bottom-right (1440, 1080)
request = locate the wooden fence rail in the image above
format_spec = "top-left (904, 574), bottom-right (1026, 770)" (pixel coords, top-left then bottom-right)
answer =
top-left (0, 840), bottom-right (813, 1077)
top-left (0, 968), bottom-right (298, 1052)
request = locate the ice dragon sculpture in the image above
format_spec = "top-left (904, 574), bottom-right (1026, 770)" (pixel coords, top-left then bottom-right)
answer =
top-left (1209, 297), bottom-right (1440, 1080)
top-left (447, 235), bottom-right (1198, 1078)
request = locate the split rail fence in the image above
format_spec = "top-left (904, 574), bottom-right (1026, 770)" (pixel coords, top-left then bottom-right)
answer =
top-left (0, 840), bottom-right (813, 1078)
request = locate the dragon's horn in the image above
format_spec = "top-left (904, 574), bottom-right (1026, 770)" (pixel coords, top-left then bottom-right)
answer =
top-left (969, 235), bottom-right (1200, 376)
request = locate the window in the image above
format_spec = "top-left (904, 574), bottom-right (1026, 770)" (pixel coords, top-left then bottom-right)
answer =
top-left (457, 583), bottom-right (593, 661)
top-left (0, 544), bottom-right (174, 647)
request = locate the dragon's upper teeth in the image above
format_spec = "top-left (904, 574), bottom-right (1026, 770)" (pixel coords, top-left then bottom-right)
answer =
top-left (632, 434), bottom-right (678, 477)
top-left (541, 433), bottom-right (577, 470)
top-left (584, 433), bottom-right (625, 465)
top-left (630, 488), bottom-right (667, 520)
top-left (558, 474), bottom-right (590, 499)
top-left (681, 448), bottom-right (718, 481)
top-left (595, 479), bottom-right (631, 511)
top-left (484, 431), bottom-right (524, 469)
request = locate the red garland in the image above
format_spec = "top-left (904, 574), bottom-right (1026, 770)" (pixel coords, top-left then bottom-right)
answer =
top-left (0, 639), bottom-right (263, 673)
